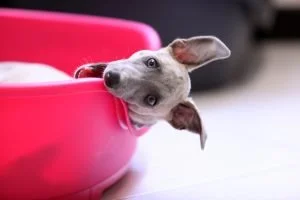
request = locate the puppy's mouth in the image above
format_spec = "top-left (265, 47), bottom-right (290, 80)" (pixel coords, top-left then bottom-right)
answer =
top-left (75, 63), bottom-right (146, 129)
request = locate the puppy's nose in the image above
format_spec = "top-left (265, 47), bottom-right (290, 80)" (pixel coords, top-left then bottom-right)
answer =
top-left (104, 71), bottom-right (120, 88)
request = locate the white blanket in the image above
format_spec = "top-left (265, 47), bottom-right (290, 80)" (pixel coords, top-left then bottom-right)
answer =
top-left (0, 61), bottom-right (72, 83)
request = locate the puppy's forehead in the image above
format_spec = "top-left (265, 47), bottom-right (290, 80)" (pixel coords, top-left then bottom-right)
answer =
top-left (129, 49), bottom-right (187, 77)
top-left (129, 50), bottom-right (156, 59)
top-left (129, 49), bottom-right (170, 59)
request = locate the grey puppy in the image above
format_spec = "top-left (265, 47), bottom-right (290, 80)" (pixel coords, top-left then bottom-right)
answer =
top-left (75, 36), bottom-right (231, 149)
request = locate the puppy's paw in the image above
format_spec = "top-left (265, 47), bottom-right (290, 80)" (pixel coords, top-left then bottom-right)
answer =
top-left (74, 63), bottom-right (107, 79)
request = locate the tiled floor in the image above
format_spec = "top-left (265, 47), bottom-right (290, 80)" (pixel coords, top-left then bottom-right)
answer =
top-left (103, 41), bottom-right (300, 200)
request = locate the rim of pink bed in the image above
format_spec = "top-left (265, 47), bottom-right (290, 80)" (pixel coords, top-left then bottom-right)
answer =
top-left (0, 8), bottom-right (161, 200)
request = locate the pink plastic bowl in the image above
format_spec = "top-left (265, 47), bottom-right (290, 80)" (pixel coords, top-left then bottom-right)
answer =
top-left (0, 9), bottom-right (161, 200)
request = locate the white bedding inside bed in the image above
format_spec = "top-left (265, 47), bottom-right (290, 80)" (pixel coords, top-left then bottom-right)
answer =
top-left (0, 61), bottom-right (72, 83)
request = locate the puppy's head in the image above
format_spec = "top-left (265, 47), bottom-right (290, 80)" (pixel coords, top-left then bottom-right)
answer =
top-left (75, 36), bottom-right (230, 149)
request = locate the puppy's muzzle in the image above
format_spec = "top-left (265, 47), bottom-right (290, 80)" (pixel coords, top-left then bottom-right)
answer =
top-left (104, 71), bottom-right (120, 88)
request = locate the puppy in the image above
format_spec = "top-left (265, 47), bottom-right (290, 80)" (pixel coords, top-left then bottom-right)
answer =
top-left (75, 36), bottom-right (231, 149)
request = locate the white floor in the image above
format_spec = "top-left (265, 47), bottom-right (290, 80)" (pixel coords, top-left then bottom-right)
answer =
top-left (103, 41), bottom-right (300, 200)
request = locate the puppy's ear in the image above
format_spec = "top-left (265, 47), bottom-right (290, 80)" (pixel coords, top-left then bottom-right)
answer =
top-left (169, 36), bottom-right (231, 71)
top-left (74, 63), bottom-right (107, 79)
top-left (167, 98), bottom-right (207, 150)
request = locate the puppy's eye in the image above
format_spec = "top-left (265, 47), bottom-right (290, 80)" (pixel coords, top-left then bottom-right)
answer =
top-left (146, 58), bottom-right (159, 68)
top-left (144, 95), bottom-right (157, 106)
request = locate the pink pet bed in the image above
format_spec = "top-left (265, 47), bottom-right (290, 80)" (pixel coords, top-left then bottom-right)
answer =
top-left (0, 8), bottom-right (160, 200)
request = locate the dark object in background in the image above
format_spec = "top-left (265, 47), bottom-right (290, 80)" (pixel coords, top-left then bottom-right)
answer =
top-left (1, 0), bottom-right (274, 91)
top-left (256, 9), bottom-right (300, 40)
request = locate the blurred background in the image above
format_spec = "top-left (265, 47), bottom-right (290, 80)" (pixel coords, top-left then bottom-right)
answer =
top-left (1, 0), bottom-right (299, 91)
top-left (1, 1), bottom-right (300, 199)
